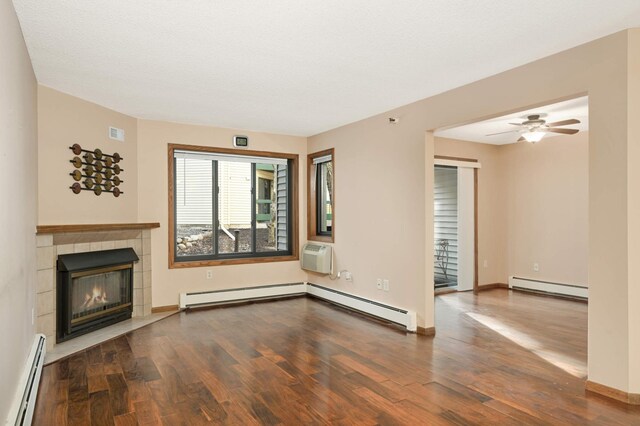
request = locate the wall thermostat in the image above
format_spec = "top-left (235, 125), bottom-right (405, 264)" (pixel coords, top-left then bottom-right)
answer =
top-left (233, 135), bottom-right (249, 148)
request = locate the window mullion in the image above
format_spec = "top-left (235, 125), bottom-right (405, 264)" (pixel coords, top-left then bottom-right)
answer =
top-left (173, 157), bottom-right (179, 257)
top-left (213, 160), bottom-right (218, 257)
top-left (287, 161), bottom-right (293, 252)
top-left (251, 163), bottom-right (257, 254)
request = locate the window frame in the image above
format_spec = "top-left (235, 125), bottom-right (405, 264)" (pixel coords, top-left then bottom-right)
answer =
top-left (168, 143), bottom-right (299, 268)
top-left (307, 148), bottom-right (335, 243)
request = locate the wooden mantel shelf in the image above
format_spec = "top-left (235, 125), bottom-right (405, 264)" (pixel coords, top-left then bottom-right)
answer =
top-left (36, 223), bottom-right (160, 234)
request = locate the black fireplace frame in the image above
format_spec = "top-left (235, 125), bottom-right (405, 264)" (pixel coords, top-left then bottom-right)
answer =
top-left (57, 248), bottom-right (139, 343)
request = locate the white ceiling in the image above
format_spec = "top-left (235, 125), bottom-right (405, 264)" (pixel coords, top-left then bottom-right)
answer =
top-left (12, 1), bottom-right (640, 137)
top-left (435, 96), bottom-right (589, 145)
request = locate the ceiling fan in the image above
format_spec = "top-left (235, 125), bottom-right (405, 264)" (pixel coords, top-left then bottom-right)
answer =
top-left (486, 113), bottom-right (581, 143)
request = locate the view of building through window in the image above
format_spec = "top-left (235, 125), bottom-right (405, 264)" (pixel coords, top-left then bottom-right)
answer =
top-left (317, 160), bottom-right (333, 235)
top-left (173, 150), bottom-right (291, 261)
top-left (308, 149), bottom-right (334, 242)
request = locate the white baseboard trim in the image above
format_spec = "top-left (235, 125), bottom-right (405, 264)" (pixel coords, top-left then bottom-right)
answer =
top-left (509, 276), bottom-right (588, 299)
top-left (7, 334), bottom-right (46, 426)
top-left (179, 282), bottom-right (417, 332)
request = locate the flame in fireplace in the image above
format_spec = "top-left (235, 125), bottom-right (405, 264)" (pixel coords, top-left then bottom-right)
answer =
top-left (82, 284), bottom-right (109, 309)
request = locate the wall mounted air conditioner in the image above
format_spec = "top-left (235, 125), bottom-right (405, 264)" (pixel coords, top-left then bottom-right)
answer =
top-left (301, 243), bottom-right (332, 274)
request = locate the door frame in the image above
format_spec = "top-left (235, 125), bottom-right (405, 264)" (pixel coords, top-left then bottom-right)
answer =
top-left (434, 155), bottom-right (480, 293)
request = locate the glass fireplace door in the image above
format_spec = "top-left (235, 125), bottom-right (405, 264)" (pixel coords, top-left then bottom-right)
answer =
top-left (71, 264), bottom-right (132, 325)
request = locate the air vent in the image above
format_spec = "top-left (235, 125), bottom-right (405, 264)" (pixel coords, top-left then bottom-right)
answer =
top-left (109, 126), bottom-right (125, 142)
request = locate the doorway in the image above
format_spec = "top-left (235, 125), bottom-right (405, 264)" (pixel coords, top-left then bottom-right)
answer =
top-left (433, 159), bottom-right (477, 292)
top-left (434, 166), bottom-right (458, 289)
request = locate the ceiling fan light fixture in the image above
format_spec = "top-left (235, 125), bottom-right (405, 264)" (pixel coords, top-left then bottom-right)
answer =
top-left (522, 131), bottom-right (546, 143)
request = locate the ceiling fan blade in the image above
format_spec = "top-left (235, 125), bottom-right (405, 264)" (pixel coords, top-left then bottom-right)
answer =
top-left (547, 128), bottom-right (579, 135)
top-left (517, 137), bottom-right (525, 142)
top-left (486, 130), bottom-right (519, 136)
top-left (545, 119), bottom-right (580, 127)
top-left (508, 123), bottom-right (523, 126)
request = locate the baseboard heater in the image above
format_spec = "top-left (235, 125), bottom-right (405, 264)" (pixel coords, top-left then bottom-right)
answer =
top-left (509, 276), bottom-right (588, 300)
top-left (307, 283), bottom-right (417, 331)
top-left (179, 283), bottom-right (417, 332)
top-left (179, 283), bottom-right (307, 308)
top-left (7, 334), bottom-right (46, 426)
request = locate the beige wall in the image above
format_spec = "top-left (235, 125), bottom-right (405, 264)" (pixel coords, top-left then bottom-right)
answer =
top-left (38, 86), bottom-right (138, 225)
top-left (503, 132), bottom-right (589, 286)
top-left (308, 114), bottom-right (428, 326)
top-left (435, 133), bottom-right (589, 289)
top-left (626, 30), bottom-right (640, 393)
top-left (0, 1), bottom-right (37, 421)
top-left (35, 86), bottom-right (308, 311)
top-left (434, 137), bottom-right (508, 286)
top-left (310, 29), bottom-right (639, 394)
top-left (137, 120), bottom-right (308, 307)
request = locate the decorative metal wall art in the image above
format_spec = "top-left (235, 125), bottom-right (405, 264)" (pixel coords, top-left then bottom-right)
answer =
top-left (69, 143), bottom-right (124, 197)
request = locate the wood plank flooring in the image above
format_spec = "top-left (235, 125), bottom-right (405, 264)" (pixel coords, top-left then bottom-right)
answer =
top-left (33, 290), bottom-right (640, 425)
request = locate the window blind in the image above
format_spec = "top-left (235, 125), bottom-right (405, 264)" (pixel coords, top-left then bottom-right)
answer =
top-left (174, 150), bottom-right (288, 166)
top-left (312, 154), bottom-right (332, 165)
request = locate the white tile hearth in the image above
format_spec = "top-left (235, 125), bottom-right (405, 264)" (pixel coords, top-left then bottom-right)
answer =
top-left (45, 310), bottom-right (178, 364)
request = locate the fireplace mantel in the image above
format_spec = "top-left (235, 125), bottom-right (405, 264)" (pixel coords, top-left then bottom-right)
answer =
top-left (37, 222), bottom-right (160, 234)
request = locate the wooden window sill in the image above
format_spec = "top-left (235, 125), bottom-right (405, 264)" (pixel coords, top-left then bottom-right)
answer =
top-left (169, 254), bottom-right (299, 269)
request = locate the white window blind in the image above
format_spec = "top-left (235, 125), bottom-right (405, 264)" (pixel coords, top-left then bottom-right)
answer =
top-left (174, 150), bottom-right (288, 166)
top-left (312, 154), bottom-right (332, 165)
top-left (312, 154), bottom-right (332, 183)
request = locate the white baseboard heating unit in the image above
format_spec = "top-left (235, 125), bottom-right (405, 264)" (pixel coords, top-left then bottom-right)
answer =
top-left (307, 283), bottom-right (417, 332)
top-left (509, 276), bottom-right (588, 300)
top-left (179, 283), bottom-right (307, 308)
top-left (7, 334), bottom-right (46, 426)
top-left (179, 282), bottom-right (417, 332)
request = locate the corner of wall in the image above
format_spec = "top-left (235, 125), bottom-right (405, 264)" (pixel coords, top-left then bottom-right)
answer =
top-left (1, 0), bottom-right (38, 421)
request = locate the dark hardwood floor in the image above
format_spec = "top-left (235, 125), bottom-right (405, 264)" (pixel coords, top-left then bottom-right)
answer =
top-left (33, 290), bottom-right (640, 425)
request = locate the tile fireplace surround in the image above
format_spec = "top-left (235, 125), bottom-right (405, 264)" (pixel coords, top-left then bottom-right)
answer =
top-left (35, 223), bottom-right (159, 350)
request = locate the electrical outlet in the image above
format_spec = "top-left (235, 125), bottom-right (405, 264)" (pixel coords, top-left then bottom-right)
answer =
top-left (206, 270), bottom-right (213, 279)
top-left (483, 259), bottom-right (488, 268)
top-left (383, 279), bottom-right (389, 291)
top-left (376, 278), bottom-right (382, 290)
top-left (533, 263), bottom-right (539, 272)
top-left (344, 271), bottom-right (352, 281)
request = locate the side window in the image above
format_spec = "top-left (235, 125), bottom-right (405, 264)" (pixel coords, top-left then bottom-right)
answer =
top-left (308, 149), bottom-right (334, 242)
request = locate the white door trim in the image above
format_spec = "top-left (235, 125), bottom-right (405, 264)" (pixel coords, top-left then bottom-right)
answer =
top-left (457, 166), bottom-right (475, 291)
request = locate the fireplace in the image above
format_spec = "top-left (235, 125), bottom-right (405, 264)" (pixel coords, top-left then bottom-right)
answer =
top-left (57, 248), bottom-right (139, 342)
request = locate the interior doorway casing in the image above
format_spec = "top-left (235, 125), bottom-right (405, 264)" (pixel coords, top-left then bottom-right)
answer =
top-left (434, 165), bottom-right (458, 289)
top-left (434, 156), bottom-right (480, 293)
